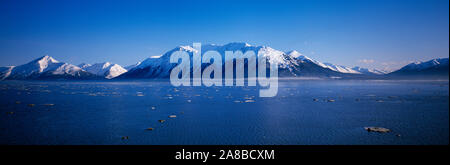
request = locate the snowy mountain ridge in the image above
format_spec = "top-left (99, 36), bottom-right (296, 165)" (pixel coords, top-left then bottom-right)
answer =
top-left (79, 62), bottom-right (127, 79)
top-left (400, 58), bottom-right (449, 71)
top-left (0, 56), bottom-right (100, 80)
top-left (1, 43), bottom-right (447, 80)
top-left (119, 42), bottom-right (370, 78)
top-left (4, 55), bottom-right (92, 79)
top-left (352, 66), bottom-right (388, 75)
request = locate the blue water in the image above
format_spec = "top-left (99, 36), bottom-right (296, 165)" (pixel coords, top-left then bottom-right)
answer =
top-left (0, 80), bottom-right (448, 145)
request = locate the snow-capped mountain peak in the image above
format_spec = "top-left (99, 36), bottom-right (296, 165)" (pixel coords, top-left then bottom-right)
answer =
top-left (323, 63), bottom-right (361, 74)
top-left (1, 45), bottom-right (445, 80)
top-left (106, 64), bottom-right (127, 79)
top-left (403, 58), bottom-right (449, 71)
top-left (352, 66), bottom-right (387, 75)
top-left (388, 58), bottom-right (449, 78)
top-left (120, 42), bottom-right (395, 79)
top-left (52, 63), bottom-right (83, 75)
top-left (101, 62), bottom-right (112, 69)
top-left (34, 55), bottom-right (59, 63)
top-left (34, 55), bottom-right (60, 72)
top-left (257, 46), bottom-right (287, 66)
top-left (296, 55), bottom-right (330, 68)
top-left (223, 42), bottom-right (252, 49)
top-left (286, 50), bottom-right (302, 58)
top-left (80, 62), bottom-right (127, 79)
top-left (77, 63), bottom-right (92, 68)
top-left (1, 55), bottom-right (99, 79)
top-left (14, 55), bottom-right (79, 76)
top-left (133, 43), bottom-right (256, 71)
top-left (176, 45), bottom-right (198, 53)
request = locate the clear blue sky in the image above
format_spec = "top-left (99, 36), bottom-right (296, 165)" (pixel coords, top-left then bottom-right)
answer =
top-left (0, 0), bottom-right (448, 71)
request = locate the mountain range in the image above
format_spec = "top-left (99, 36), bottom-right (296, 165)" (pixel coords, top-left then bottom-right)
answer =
top-left (78, 62), bottom-right (127, 79)
top-left (0, 56), bottom-right (99, 80)
top-left (387, 58), bottom-right (449, 79)
top-left (0, 42), bottom-right (448, 80)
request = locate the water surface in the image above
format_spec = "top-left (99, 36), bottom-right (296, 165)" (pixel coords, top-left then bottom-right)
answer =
top-left (0, 80), bottom-right (448, 145)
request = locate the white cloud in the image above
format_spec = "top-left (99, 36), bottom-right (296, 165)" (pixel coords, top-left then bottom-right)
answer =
top-left (358, 59), bottom-right (375, 64)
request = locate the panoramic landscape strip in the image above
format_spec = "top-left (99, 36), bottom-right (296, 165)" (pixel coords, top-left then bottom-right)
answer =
top-left (0, 0), bottom-right (448, 162)
top-left (1, 42), bottom-right (448, 81)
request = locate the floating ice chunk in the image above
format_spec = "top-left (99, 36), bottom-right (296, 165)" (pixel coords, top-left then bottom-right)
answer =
top-left (136, 92), bottom-right (144, 96)
top-left (364, 127), bottom-right (391, 133)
